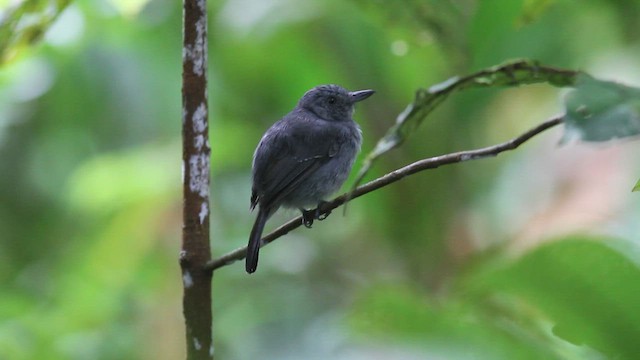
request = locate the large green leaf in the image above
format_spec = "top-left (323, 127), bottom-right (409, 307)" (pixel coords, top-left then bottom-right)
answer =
top-left (477, 237), bottom-right (640, 358)
top-left (347, 285), bottom-right (561, 359)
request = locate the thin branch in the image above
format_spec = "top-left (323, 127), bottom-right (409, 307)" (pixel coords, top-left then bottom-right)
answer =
top-left (205, 115), bottom-right (564, 272)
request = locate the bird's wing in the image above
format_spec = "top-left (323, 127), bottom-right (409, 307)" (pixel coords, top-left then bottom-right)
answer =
top-left (252, 119), bottom-right (340, 209)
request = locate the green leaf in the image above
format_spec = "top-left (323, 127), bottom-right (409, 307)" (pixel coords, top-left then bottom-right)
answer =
top-left (562, 74), bottom-right (640, 143)
top-left (633, 179), bottom-right (640, 192)
top-left (478, 237), bottom-right (640, 358)
top-left (348, 285), bottom-right (561, 359)
top-left (351, 60), bottom-right (579, 190)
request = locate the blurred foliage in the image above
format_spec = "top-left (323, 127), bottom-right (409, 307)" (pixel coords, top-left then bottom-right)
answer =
top-left (470, 237), bottom-right (640, 359)
top-left (1, 0), bottom-right (640, 359)
top-left (0, 0), bottom-right (71, 63)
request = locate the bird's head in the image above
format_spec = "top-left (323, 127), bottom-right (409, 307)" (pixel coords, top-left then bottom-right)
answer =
top-left (298, 84), bottom-right (374, 122)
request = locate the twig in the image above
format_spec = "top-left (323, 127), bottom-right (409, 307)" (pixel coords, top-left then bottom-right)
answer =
top-left (205, 115), bottom-right (564, 272)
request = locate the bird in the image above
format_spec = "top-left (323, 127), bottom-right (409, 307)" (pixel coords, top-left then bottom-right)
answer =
top-left (246, 84), bottom-right (374, 273)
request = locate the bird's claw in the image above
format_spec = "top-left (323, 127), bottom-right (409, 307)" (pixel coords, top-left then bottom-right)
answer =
top-left (317, 201), bottom-right (331, 221)
top-left (301, 201), bottom-right (332, 227)
top-left (302, 209), bottom-right (315, 228)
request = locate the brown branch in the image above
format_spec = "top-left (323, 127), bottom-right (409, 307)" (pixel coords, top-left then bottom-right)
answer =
top-left (181, 0), bottom-right (212, 359)
top-left (205, 115), bottom-right (564, 272)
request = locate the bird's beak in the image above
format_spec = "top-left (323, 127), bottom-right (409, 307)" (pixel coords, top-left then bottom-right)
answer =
top-left (349, 89), bottom-right (375, 103)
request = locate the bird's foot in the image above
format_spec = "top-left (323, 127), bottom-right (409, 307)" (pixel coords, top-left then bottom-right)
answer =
top-left (301, 201), bottom-right (332, 228)
top-left (302, 209), bottom-right (315, 228)
top-left (316, 201), bottom-right (331, 221)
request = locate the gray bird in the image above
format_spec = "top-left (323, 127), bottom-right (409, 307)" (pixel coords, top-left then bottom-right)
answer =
top-left (247, 84), bottom-right (375, 273)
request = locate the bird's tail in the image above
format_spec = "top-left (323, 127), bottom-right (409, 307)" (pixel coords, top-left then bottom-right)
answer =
top-left (246, 208), bottom-right (269, 273)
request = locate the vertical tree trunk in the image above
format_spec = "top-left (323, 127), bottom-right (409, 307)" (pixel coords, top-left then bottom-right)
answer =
top-left (181, 0), bottom-right (212, 359)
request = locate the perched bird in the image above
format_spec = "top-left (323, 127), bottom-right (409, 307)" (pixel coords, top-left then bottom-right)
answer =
top-left (247, 84), bottom-right (374, 273)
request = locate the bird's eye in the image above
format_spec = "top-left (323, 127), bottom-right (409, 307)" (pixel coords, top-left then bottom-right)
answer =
top-left (327, 96), bottom-right (336, 104)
